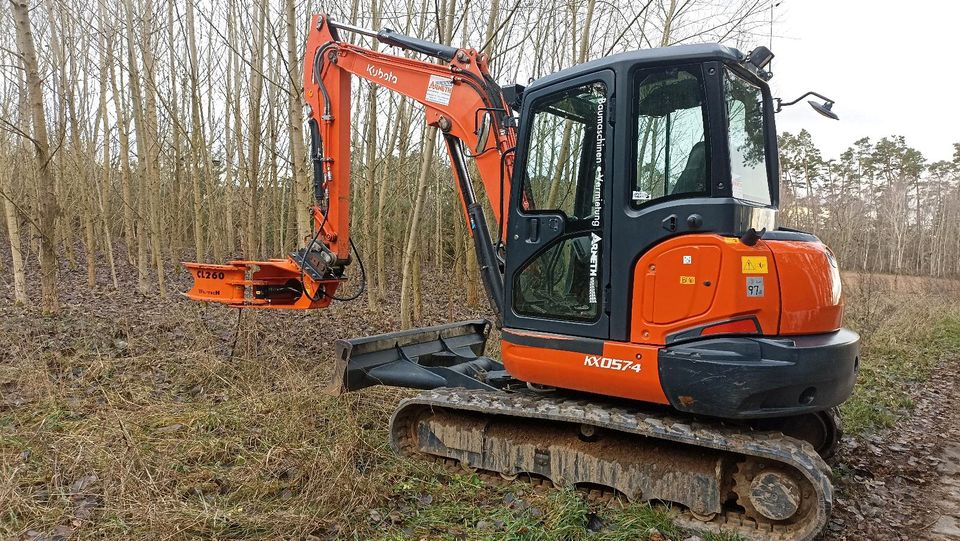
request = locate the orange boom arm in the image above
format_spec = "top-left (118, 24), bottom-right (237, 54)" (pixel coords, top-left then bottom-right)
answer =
top-left (184, 15), bottom-right (517, 310)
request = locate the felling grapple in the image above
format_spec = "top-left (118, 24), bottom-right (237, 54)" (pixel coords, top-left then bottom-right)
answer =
top-left (183, 14), bottom-right (858, 539)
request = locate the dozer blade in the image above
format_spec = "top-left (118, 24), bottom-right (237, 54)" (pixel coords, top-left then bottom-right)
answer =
top-left (182, 256), bottom-right (342, 310)
top-left (329, 320), bottom-right (508, 395)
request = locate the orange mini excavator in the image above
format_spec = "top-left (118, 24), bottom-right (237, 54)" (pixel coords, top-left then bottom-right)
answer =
top-left (184, 15), bottom-right (859, 540)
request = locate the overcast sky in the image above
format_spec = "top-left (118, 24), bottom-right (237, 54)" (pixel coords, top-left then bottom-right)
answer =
top-left (769, 0), bottom-right (959, 163)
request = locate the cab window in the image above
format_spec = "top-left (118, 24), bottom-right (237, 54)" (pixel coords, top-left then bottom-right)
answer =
top-left (632, 67), bottom-right (709, 206)
top-left (520, 81), bottom-right (606, 221)
top-left (724, 69), bottom-right (770, 205)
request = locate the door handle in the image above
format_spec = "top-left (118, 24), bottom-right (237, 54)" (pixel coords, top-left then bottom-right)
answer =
top-left (527, 218), bottom-right (540, 243)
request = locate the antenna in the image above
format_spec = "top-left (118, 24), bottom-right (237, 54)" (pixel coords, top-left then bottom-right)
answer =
top-left (769, 2), bottom-right (782, 73)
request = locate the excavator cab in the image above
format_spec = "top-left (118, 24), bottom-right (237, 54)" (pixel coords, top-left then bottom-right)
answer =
top-left (499, 44), bottom-right (859, 419)
top-left (505, 45), bottom-right (778, 335)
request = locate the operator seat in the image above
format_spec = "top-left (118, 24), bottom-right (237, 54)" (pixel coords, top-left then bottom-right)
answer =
top-left (671, 141), bottom-right (707, 195)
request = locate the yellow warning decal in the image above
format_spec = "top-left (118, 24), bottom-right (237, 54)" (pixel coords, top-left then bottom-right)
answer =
top-left (723, 237), bottom-right (739, 244)
top-left (679, 276), bottom-right (696, 285)
top-left (741, 256), bottom-right (769, 274)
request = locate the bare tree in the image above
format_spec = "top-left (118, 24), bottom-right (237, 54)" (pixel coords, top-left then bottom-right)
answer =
top-left (10, 0), bottom-right (59, 312)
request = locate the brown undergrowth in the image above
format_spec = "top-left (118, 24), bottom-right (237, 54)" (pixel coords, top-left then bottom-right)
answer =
top-left (1, 250), bottom-right (958, 540)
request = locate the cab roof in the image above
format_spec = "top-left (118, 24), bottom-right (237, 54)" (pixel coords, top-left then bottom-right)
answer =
top-left (526, 43), bottom-right (746, 92)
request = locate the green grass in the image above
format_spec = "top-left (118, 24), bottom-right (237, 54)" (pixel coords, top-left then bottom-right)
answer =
top-left (840, 280), bottom-right (960, 435)
top-left (369, 471), bottom-right (742, 541)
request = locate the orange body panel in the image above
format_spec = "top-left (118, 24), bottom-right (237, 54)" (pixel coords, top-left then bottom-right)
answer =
top-left (642, 245), bottom-right (722, 324)
top-left (502, 234), bottom-right (846, 401)
top-left (770, 241), bottom-right (844, 334)
top-left (631, 234), bottom-right (781, 345)
top-left (501, 329), bottom-right (669, 404)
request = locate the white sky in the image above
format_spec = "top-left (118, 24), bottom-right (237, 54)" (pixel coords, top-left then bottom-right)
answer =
top-left (769, 0), bottom-right (959, 163)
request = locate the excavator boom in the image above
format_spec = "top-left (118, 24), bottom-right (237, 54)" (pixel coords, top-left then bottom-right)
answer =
top-left (184, 15), bottom-right (515, 311)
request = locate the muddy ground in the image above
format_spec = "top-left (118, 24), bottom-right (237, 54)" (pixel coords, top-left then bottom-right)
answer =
top-left (825, 361), bottom-right (960, 540)
top-left (1, 249), bottom-right (959, 540)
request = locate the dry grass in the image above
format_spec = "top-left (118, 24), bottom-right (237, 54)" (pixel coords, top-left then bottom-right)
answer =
top-left (2, 264), bottom-right (959, 540)
top-left (1, 270), bottom-right (712, 541)
top-left (840, 272), bottom-right (960, 434)
top-left (0, 296), bottom-right (408, 538)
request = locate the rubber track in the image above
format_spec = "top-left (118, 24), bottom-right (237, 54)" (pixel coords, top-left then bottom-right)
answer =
top-left (390, 388), bottom-right (833, 541)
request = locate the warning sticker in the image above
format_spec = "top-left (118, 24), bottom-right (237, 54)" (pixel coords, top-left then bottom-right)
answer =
top-left (741, 256), bottom-right (769, 274)
top-left (425, 75), bottom-right (453, 105)
top-left (731, 173), bottom-right (744, 199)
top-left (680, 276), bottom-right (696, 285)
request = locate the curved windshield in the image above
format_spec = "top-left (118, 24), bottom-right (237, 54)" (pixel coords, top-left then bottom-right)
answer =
top-left (724, 69), bottom-right (770, 205)
top-left (632, 67), bottom-right (708, 206)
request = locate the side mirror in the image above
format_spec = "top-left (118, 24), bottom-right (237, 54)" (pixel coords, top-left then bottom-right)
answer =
top-left (808, 100), bottom-right (839, 120)
top-left (775, 91), bottom-right (839, 120)
top-left (476, 111), bottom-right (493, 153)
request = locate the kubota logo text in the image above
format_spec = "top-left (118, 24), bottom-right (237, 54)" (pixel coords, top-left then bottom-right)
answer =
top-left (366, 64), bottom-right (398, 84)
top-left (583, 355), bottom-right (641, 373)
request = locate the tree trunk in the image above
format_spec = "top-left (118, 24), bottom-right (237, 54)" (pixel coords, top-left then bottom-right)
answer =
top-left (245, 0), bottom-right (267, 259)
top-left (96, 9), bottom-right (118, 290)
top-left (377, 98), bottom-right (408, 299)
top-left (225, 2), bottom-right (239, 257)
top-left (123, 0), bottom-right (152, 294)
top-left (1, 169), bottom-right (28, 305)
top-left (399, 128), bottom-right (437, 328)
top-left (363, 87), bottom-right (380, 308)
top-left (11, 0), bottom-right (59, 313)
top-left (106, 19), bottom-right (137, 267)
top-left (142, 0), bottom-right (166, 297)
top-left (286, 0), bottom-right (311, 247)
top-left (413, 244), bottom-right (422, 321)
top-left (186, 0), bottom-right (207, 260)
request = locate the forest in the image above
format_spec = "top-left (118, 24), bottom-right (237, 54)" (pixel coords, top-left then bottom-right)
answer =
top-left (2, 0), bottom-right (960, 540)
top-left (4, 0), bottom-right (955, 318)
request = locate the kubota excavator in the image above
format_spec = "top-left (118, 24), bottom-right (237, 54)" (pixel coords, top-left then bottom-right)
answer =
top-left (184, 15), bottom-right (859, 540)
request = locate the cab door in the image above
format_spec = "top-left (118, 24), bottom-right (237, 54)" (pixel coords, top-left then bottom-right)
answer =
top-left (503, 71), bottom-right (614, 339)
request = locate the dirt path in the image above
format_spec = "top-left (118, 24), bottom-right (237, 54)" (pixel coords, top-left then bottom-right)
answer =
top-left (927, 438), bottom-right (960, 539)
top-left (824, 361), bottom-right (960, 540)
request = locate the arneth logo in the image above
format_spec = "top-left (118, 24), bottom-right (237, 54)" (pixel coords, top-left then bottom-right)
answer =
top-left (366, 64), bottom-right (398, 84)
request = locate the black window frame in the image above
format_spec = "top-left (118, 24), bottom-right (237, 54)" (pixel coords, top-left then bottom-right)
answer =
top-left (504, 71), bottom-right (613, 333)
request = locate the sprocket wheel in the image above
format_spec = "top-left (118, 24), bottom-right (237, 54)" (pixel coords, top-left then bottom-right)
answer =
top-left (732, 459), bottom-right (806, 524)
